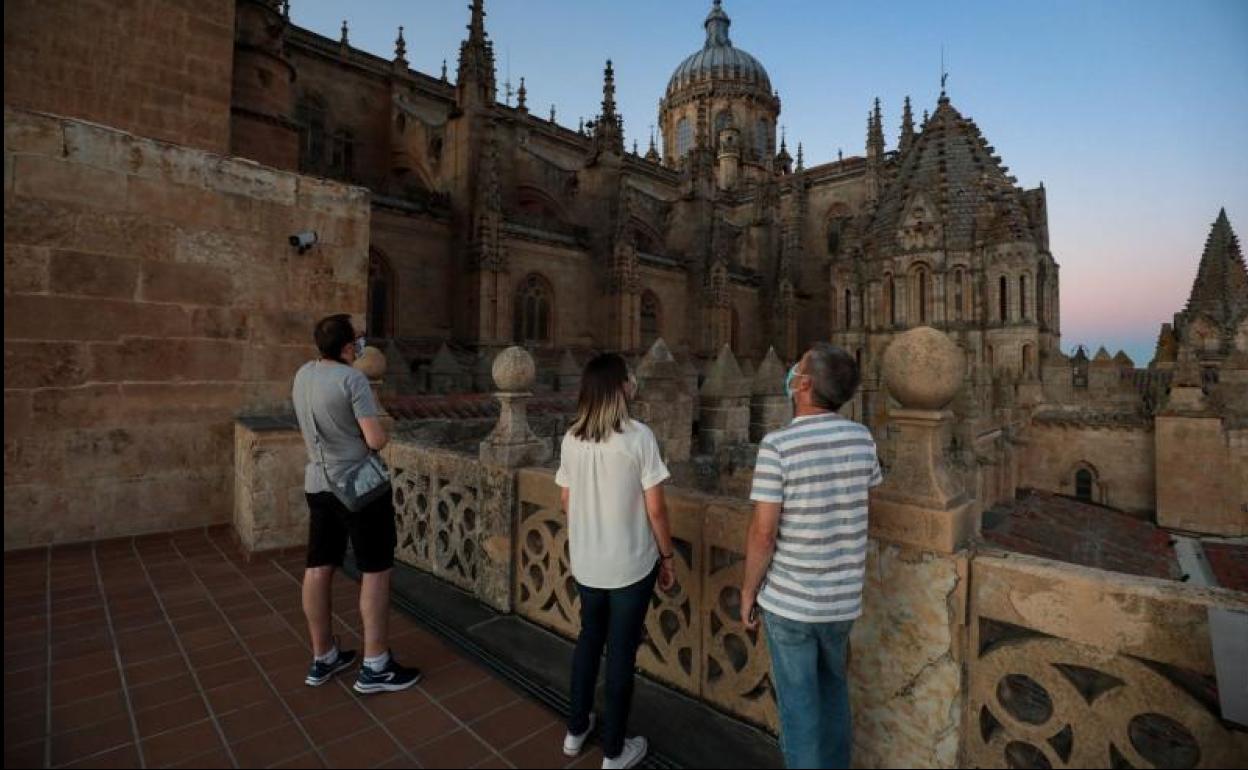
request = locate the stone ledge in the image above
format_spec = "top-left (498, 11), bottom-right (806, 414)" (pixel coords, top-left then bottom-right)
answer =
top-left (868, 495), bottom-right (976, 554)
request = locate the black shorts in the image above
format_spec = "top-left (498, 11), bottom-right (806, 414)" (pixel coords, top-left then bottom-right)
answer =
top-left (305, 491), bottom-right (397, 573)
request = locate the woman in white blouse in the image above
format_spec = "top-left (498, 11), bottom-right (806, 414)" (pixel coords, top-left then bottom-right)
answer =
top-left (555, 353), bottom-right (676, 770)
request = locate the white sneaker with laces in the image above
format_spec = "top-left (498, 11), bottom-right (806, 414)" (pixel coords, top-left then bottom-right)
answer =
top-left (563, 713), bottom-right (596, 757)
top-left (601, 736), bottom-right (648, 769)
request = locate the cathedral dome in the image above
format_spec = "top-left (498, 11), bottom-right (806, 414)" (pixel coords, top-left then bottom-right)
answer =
top-left (665, 1), bottom-right (771, 99)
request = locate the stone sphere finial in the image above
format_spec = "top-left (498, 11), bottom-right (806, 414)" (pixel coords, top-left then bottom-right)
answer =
top-left (492, 346), bottom-right (537, 392)
top-left (353, 345), bottom-right (386, 379)
top-left (882, 327), bottom-right (964, 410)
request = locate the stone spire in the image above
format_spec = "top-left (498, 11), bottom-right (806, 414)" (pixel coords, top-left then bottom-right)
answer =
top-left (469, 122), bottom-right (506, 272)
top-left (516, 76), bottom-right (527, 112)
top-left (550, 104), bottom-right (557, 122)
top-left (456, 0), bottom-right (497, 106)
top-left (775, 126), bottom-right (792, 174)
top-left (899, 96), bottom-right (915, 154)
top-left (645, 127), bottom-right (661, 162)
top-left (795, 142), bottom-right (804, 172)
top-left (1181, 208), bottom-right (1248, 329)
top-left (441, 59), bottom-right (448, 81)
top-left (393, 26), bottom-right (407, 71)
top-left (339, 19), bottom-right (349, 51)
top-left (867, 98), bottom-right (884, 160)
top-left (592, 59), bottom-right (624, 156)
top-left (704, 0), bottom-right (732, 46)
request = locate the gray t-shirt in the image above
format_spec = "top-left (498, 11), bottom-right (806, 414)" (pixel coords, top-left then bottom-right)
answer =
top-left (292, 360), bottom-right (383, 494)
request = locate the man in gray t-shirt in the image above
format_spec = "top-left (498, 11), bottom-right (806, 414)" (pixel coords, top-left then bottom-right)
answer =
top-left (291, 314), bottom-right (421, 696)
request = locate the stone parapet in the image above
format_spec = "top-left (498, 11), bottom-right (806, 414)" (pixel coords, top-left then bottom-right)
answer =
top-left (233, 417), bottom-right (307, 555)
top-left (699, 345), bottom-right (750, 453)
top-left (634, 338), bottom-right (694, 463)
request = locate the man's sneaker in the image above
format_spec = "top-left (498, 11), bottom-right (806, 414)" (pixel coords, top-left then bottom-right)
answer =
top-left (352, 654), bottom-right (423, 694)
top-left (602, 736), bottom-right (647, 769)
top-left (563, 713), bottom-right (596, 757)
top-left (304, 648), bottom-right (358, 687)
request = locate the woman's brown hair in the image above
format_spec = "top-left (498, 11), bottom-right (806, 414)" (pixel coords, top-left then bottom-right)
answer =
top-left (569, 353), bottom-right (631, 442)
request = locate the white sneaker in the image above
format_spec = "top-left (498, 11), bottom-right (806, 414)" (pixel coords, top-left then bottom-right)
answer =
top-left (602, 736), bottom-right (647, 769)
top-left (563, 713), bottom-right (595, 757)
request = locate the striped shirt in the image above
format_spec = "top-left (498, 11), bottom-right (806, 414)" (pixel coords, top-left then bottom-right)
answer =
top-left (750, 412), bottom-right (883, 623)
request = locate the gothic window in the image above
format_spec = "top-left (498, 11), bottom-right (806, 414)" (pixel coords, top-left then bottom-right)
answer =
top-left (1019, 275), bottom-right (1028, 320)
top-left (641, 291), bottom-right (661, 348)
top-left (367, 249), bottom-right (394, 338)
top-left (676, 118), bottom-right (693, 159)
top-left (754, 118), bottom-right (768, 160)
top-left (330, 129), bottom-right (355, 181)
top-left (296, 95), bottom-right (327, 173)
top-left (513, 274), bottom-right (553, 345)
top-left (826, 219), bottom-right (845, 257)
top-left (885, 275), bottom-right (896, 327)
top-left (1075, 468), bottom-right (1094, 502)
top-left (954, 268), bottom-right (965, 322)
top-left (998, 275), bottom-right (1009, 323)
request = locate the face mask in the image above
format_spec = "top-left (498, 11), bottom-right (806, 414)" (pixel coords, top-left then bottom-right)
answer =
top-left (353, 337), bottom-right (367, 357)
top-left (784, 363), bottom-right (800, 400)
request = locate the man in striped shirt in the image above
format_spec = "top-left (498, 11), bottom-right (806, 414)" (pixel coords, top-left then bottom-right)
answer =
top-left (741, 343), bottom-right (882, 769)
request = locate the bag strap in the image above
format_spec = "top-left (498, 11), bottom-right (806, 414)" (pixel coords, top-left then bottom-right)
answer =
top-left (302, 363), bottom-right (338, 490)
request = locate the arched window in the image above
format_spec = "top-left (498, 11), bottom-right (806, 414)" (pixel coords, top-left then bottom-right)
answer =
top-left (998, 275), bottom-right (1009, 323)
top-left (1019, 275), bottom-right (1028, 320)
top-left (885, 275), bottom-right (896, 327)
top-left (330, 129), bottom-right (355, 180)
top-left (754, 118), bottom-right (768, 160)
top-left (1075, 468), bottom-right (1094, 502)
top-left (953, 268), bottom-right (965, 322)
top-left (295, 94), bottom-right (327, 173)
top-left (367, 250), bottom-right (394, 338)
top-left (916, 267), bottom-right (929, 324)
top-left (844, 289), bottom-right (853, 329)
top-left (640, 291), bottom-right (661, 348)
top-left (676, 118), bottom-right (693, 159)
top-left (513, 274), bottom-right (553, 345)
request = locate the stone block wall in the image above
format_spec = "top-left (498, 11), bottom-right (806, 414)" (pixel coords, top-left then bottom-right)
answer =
top-left (1156, 416), bottom-right (1247, 536)
top-left (3, 0), bottom-right (235, 155)
top-left (4, 107), bottom-right (369, 548)
top-left (1017, 420), bottom-right (1155, 514)
top-left (233, 417), bottom-right (307, 554)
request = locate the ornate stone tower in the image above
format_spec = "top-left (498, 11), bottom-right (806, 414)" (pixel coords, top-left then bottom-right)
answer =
top-left (658, 1), bottom-right (779, 184)
top-left (1169, 208), bottom-right (1248, 367)
top-left (230, 0), bottom-right (299, 169)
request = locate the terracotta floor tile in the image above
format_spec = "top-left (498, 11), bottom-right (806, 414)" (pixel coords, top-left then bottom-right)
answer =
top-left (361, 686), bottom-right (431, 722)
top-left (49, 715), bottom-right (133, 767)
top-left (186, 638), bottom-right (245, 667)
top-left (4, 712), bottom-right (47, 745)
top-left (230, 722), bottom-right (314, 768)
top-left (173, 612), bottom-right (229, 636)
top-left (439, 678), bottom-right (522, 724)
top-left (168, 747), bottom-right (235, 769)
top-left (204, 678), bottom-right (273, 716)
top-left (470, 700), bottom-right (560, 753)
top-left (124, 654), bottom-right (188, 686)
top-left (256, 645), bottom-right (308, 672)
top-left (566, 746), bottom-right (604, 769)
top-left (3, 739), bottom-right (45, 769)
top-left (418, 660), bottom-right (492, 700)
top-left (233, 614), bottom-right (288, 639)
top-left (50, 668), bottom-right (121, 707)
top-left (382, 702), bottom-right (459, 749)
top-left (128, 673), bottom-right (198, 712)
top-left (299, 701), bottom-right (374, 745)
top-left (141, 719), bottom-right (224, 768)
top-left (408, 728), bottom-right (493, 770)
top-left (471, 756), bottom-right (512, 769)
top-left (55, 650), bottom-right (118, 683)
top-left (61, 742), bottom-right (140, 769)
top-left (319, 725), bottom-right (403, 769)
top-left (217, 698), bottom-right (294, 744)
top-left (271, 750), bottom-right (328, 769)
top-left (118, 636), bottom-right (179, 665)
top-left (50, 689), bottom-right (128, 736)
top-left (267, 660), bottom-right (317, 694)
top-left (195, 657), bottom-right (261, 691)
top-left (281, 683), bottom-right (356, 719)
top-left (501, 722), bottom-right (578, 769)
top-left (4, 663), bottom-right (47, 693)
top-left (247, 629), bottom-right (303, 656)
top-left (52, 633), bottom-right (115, 662)
top-left (134, 693), bottom-right (209, 738)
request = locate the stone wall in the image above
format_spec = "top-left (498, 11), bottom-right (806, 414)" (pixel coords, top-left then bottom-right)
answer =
top-left (3, 0), bottom-right (235, 155)
top-left (1018, 420), bottom-right (1155, 514)
top-left (233, 417), bottom-right (306, 553)
top-left (1156, 415), bottom-right (1247, 536)
top-left (4, 107), bottom-right (369, 548)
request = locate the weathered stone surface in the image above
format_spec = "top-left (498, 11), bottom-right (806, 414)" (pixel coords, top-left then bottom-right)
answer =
top-left (233, 419), bottom-right (307, 554)
top-left (882, 326), bottom-right (965, 410)
top-left (700, 345), bottom-right (750, 453)
top-left (634, 338), bottom-right (694, 463)
top-left (492, 345), bottom-right (536, 392)
top-left (750, 346), bottom-right (792, 442)
top-left (555, 348), bottom-right (581, 394)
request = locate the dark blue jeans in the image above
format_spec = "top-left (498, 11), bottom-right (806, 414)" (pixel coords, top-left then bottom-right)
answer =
top-left (568, 564), bottom-right (659, 759)
top-left (763, 611), bottom-right (855, 769)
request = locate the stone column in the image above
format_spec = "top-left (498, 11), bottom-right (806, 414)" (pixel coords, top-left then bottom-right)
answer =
top-left (479, 347), bottom-right (552, 468)
top-left (750, 346), bottom-right (792, 442)
top-left (633, 338), bottom-right (694, 463)
top-left (850, 326), bottom-right (972, 768)
top-left (698, 345), bottom-right (750, 454)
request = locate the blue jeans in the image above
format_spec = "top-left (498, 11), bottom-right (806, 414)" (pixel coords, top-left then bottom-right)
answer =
top-left (763, 611), bottom-right (854, 769)
top-left (568, 564), bottom-right (659, 759)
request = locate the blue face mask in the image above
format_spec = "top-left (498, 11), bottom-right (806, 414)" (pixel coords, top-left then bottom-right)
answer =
top-left (784, 363), bottom-right (801, 400)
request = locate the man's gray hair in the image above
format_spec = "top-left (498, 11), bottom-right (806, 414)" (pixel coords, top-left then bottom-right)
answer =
top-left (804, 343), bottom-right (860, 410)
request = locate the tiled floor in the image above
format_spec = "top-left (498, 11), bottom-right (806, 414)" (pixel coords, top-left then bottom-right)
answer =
top-left (3, 526), bottom-right (601, 769)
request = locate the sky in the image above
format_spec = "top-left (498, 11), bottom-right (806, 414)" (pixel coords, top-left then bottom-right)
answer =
top-left (292, 0), bottom-right (1248, 365)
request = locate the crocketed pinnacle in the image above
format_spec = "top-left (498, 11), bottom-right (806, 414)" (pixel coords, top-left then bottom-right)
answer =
top-left (1182, 208), bottom-right (1248, 327)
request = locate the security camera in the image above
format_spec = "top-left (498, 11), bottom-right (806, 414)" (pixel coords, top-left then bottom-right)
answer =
top-left (289, 230), bottom-right (318, 254)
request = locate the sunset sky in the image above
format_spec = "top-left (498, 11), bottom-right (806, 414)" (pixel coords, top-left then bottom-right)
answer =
top-left (293, 0), bottom-right (1248, 365)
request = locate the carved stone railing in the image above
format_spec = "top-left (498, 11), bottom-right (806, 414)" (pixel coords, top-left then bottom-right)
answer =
top-left (966, 551), bottom-right (1248, 768)
top-left (514, 467), bottom-right (778, 731)
top-left (384, 441), bottom-right (515, 612)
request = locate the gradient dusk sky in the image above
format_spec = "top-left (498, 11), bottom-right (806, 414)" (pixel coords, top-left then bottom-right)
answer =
top-left (292, 0), bottom-right (1248, 365)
